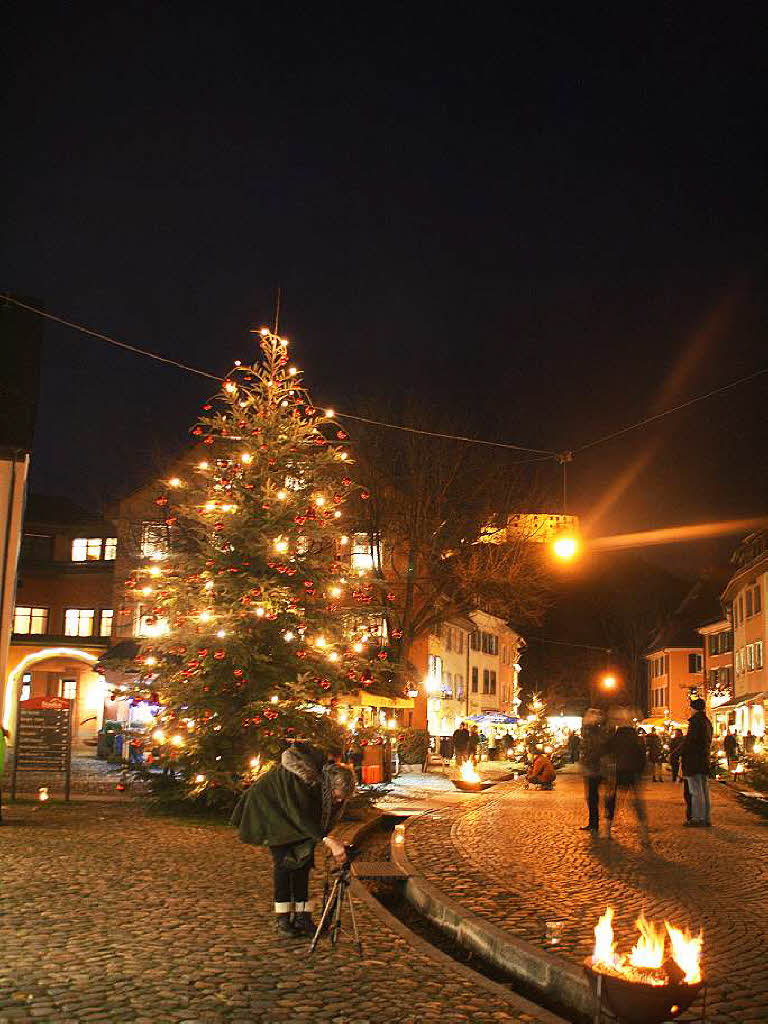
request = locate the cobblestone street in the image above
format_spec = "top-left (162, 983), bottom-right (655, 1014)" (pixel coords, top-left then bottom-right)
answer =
top-left (405, 772), bottom-right (768, 1023)
top-left (0, 799), bottom-right (554, 1024)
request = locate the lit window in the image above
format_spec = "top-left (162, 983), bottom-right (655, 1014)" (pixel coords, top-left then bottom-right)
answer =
top-left (100, 609), bottom-right (114, 637)
top-left (747, 644), bottom-right (755, 671)
top-left (20, 672), bottom-right (32, 702)
top-left (13, 606), bottom-right (48, 634)
top-left (746, 590), bottom-right (753, 617)
top-left (756, 641), bottom-right (764, 670)
top-left (60, 679), bottom-right (77, 700)
top-left (141, 522), bottom-right (169, 560)
top-left (64, 609), bottom-right (95, 637)
top-left (351, 533), bottom-right (380, 572)
top-left (755, 586), bottom-right (762, 615)
top-left (104, 537), bottom-right (117, 560)
top-left (71, 538), bottom-right (88, 561)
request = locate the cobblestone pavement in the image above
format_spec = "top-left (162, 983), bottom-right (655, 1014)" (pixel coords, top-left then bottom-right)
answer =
top-left (405, 772), bottom-right (768, 1023)
top-left (0, 800), bottom-right (554, 1024)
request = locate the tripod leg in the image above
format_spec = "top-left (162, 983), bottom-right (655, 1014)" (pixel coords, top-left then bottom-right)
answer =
top-left (346, 886), bottom-right (363, 958)
top-left (308, 878), bottom-right (340, 953)
top-left (330, 877), bottom-right (345, 946)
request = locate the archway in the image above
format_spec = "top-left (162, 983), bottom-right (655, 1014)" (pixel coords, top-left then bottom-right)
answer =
top-left (3, 648), bottom-right (100, 743)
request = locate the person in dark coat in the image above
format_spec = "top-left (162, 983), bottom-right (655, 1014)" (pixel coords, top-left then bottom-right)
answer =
top-left (681, 698), bottom-right (714, 827)
top-left (579, 709), bottom-right (605, 831)
top-left (604, 711), bottom-right (648, 840)
top-left (669, 727), bottom-right (685, 783)
top-left (744, 730), bottom-right (756, 755)
top-left (452, 723), bottom-right (470, 765)
top-left (468, 725), bottom-right (480, 764)
top-left (231, 743), bottom-right (355, 938)
top-left (723, 729), bottom-right (739, 768)
top-left (647, 727), bottom-right (664, 782)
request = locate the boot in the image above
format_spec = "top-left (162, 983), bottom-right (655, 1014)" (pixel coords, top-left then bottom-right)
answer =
top-left (275, 913), bottom-right (300, 938)
top-left (292, 911), bottom-right (316, 935)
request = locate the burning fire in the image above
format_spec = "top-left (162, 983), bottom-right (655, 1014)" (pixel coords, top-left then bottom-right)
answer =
top-left (459, 761), bottom-right (481, 783)
top-left (592, 907), bottom-right (702, 986)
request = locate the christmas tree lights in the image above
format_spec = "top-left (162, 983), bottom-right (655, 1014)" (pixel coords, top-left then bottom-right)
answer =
top-left (117, 327), bottom-right (398, 801)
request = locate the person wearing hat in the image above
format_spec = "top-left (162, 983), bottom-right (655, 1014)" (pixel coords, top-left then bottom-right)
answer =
top-left (231, 742), bottom-right (356, 938)
top-left (681, 698), bottom-right (713, 827)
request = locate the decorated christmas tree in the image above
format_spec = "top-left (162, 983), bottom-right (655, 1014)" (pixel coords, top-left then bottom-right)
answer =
top-left (118, 327), bottom-right (397, 802)
top-left (521, 691), bottom-right (556, 761)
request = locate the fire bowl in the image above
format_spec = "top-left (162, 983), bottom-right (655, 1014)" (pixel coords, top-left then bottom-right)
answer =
top-left (452, 779), bottom-right (495, 792)
top-left (584, 959), bottom-right (704, 1024)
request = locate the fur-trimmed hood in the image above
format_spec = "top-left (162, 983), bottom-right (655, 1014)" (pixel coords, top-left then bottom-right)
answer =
top-left (281, 744), bottom-right (325, 786)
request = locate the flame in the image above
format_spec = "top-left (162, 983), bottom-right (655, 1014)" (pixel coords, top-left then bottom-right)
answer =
top-left (629, 913), bottom-right (666, 970)
top-left (460, 761), bottom-right (481, 783)
top-left (666, 923), bottom-right (703, 985)
top-left (594, 907), bottom-right (617, 966)
top-left (591, 908), bottom-right (704, 987)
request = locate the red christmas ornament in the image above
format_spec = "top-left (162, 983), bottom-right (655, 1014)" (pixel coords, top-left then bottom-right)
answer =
top-left (202, 404), bottom-right (212, 410)
top-left (192, 426), bottom-right (204, 436)
top-left (342, 477), bottom-right (352, 487)
top-left (377, 651), bottom-right (388, 661)
top-left (155, 496), bottom-right (168, 507)
top-left (336, 431), bottom-right (348, 440)
top-left (214, 650), bottom-right (226, 660)
top-left (203, 436), bottom-right (214, 445)
top-left (360, 490), bottom-right (370, 500)
top-left (233, 669), bottom-right (244, 678)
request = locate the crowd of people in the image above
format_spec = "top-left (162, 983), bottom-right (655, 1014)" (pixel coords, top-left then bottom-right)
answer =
top-left (579, 697), bottom-right (714, 840)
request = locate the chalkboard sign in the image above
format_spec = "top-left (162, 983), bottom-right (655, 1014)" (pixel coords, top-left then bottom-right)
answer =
top-left (11, 696), bottom-right (73, 801)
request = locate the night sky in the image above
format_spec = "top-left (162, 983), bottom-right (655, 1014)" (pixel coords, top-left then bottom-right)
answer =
top-left (2, 5), bottom-right (765, 571)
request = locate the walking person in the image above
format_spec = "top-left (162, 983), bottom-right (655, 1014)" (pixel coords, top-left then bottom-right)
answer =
top-left (669, 727), bottom-right (685, 783)
top-left (744, 730), bottom-right (756, 755)
top-left (723, 729), bottom-right (739, 770)
top-left (452, 722), bottom-right (470, 766)
top-left (468, 725), bottom-right (480, 764)
top-left (604, 709), bottom-right (649, 842)
top-left (231, 742), bottom-right (355, 938)
top-left (579, 708), bottom-right (605, 832)
top-left (682, 698), bottom-right (714, 828)
top-left (647, 727), bottom-right (664, 782)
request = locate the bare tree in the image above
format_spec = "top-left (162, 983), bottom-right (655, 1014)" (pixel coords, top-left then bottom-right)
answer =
top-left (351, 405), bottom-right (553, 675)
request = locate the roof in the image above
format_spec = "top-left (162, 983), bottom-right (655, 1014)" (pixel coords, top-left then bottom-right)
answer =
top-left (647, 576), bottom-right (725, 653)
top-left (24, 493), bottom-right (107, 528)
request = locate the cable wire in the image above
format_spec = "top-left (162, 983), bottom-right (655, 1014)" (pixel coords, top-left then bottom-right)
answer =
top-left (0, 294), bottom-right (223, 383)
top-left (336, 411), bottom-right (557, 455)
top-left (574, 366), bottom-right (768, 453)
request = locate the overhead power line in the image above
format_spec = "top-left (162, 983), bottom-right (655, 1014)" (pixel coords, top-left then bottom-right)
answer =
top-left (0, 294), bottom-right (222, 383)
top-left (335, 411), bottom-right (557, 456)
top-left (574, 366), bottom-right (768, 453)
top-left (2, 292), bottom-right (766, 462)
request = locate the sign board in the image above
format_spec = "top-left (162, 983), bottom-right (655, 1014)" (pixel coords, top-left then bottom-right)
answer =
top-left (11, 696), bottom-right (73, 801)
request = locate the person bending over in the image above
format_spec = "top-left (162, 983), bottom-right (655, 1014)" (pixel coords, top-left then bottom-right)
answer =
top-left (231, 742), bottom-right (356, 939)
top-left (527, 751), bottom-right (556, 789)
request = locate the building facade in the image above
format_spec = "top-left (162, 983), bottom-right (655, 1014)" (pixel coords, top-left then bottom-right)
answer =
top-left (418, 610), bottom-right (523, 737)
top-left (719, 531), bottom-right (767, 736)
top-left (646, 645), bottom-right (704, 724)
top-left (3, 497), bottom-right (116, 751)
top-left (697, 617), bottom-right (734, 736)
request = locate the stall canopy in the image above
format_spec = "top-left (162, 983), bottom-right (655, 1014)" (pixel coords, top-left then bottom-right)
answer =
top-left (468, 712), bottom-right (519, 725)
top-left (711, 690), bottom-right (768, 711)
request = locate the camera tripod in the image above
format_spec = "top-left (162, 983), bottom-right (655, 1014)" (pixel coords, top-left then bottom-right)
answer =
top-left (308, 854), bottom-right (363, 957)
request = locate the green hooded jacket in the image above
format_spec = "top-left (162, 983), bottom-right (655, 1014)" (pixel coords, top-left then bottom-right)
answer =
top-left (230, 745), bottom-right (326, 857)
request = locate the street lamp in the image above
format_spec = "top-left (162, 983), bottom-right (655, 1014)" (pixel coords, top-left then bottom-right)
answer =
top-left (601, 674), bottom-right (617, 691)
top-left (552, 535), bottom-right (579, 561)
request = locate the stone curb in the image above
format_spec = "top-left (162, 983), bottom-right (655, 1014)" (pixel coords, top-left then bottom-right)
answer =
top-left (344, 813), bottom-right (569, 1024)
top-left (391, 811), bottom-right (596, 1022)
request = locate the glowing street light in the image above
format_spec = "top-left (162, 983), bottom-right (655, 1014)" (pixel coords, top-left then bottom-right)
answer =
top-left (553, 535), bottom-right (579, 561)
top-left (601, 674), bottom-right (618, 691)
